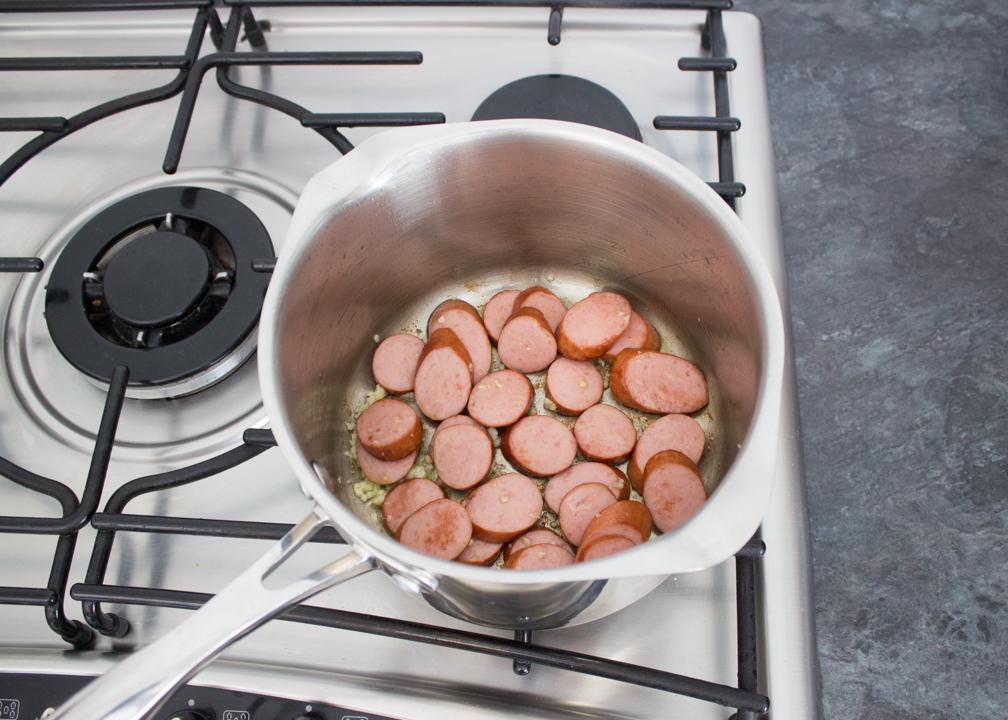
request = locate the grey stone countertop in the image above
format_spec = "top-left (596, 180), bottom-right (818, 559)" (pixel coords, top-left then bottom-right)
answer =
top-left (750, 1), bottom-right (1007, 718)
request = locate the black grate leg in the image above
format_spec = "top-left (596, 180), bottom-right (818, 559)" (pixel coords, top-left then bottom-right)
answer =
top-left (735, 550), bottom-right (763, 718)
top-left (44, 534), bottom-right (94, 647)
top-left (513, 629), bottom-right (533, 675)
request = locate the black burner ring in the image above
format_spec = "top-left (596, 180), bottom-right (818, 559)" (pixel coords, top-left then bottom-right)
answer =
top-left (45, 187), bottom-right (273, 387)
top-left (471, 74), bottom-right (643, 142)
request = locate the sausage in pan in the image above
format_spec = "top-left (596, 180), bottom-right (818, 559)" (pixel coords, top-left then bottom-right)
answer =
top-left (545, 357), bottom-right (603, 415)
top-left (556, 291), bottom-right (631, 360)
top-left (398, 498), bottom-right (473, 559)
top-left (642, 449), bottom-right (707, 533)
top-left (355, 398), bottom-right (422, 461)
top-left (414, 328), bottom-right (474, 421)
top-left (610, 349), bottom-right (708, 414)
top-left (497, 306), bottom-right (557, 373)
top-left (572, 403), bottom-right (637, 464)
top-left (501, 415), bottom-right (577, 477)
top-left (465, 472), bottom-right (543, 543)
top-left (382, 478), bottom-right (444, 537)
top-left (371, 333), bottom-right (424, 393)
top-left (428, 299), bottom-right (492, 382)
top-left (628, 413), bottom-right (705, 492)
top-left (467, 369), bottom-right (534, 427)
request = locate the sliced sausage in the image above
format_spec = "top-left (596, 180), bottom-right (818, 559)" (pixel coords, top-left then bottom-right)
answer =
top-left (556, 291), bottom-right (632, 360)
top-left (497, 307), bottom-right (557, 373)
top-left (602, 310), bottom-right (660, 363)
top-left (572, 404), bottom-right (637, 464)
top-left (545, 358), bottom-right (604, 415)
top-left (501, 415), bottom-right (577, 477)
top-left (557, 482), bottom-right (619, 546)
top-left (428, 298), bottom-right (482, 327)
top-left (381, 478), bottom-right (444, 536)
top-left (467, 369), bottom-right (533, 427)
top-left (504, 527), bottom-right (571, 561)
top-left (355, 398), bottom-right (422, 461)
top-left (514, 286), bottom-right (568, 332)
top-left (628, 413), bottom-right (705, 493)
top-left (580, 500), bottom-right (653, 547)
top-left (433, 414), bottom-right (483, 437)
top-left (430, 423), bottom-right (493, 490)
top-left (398, 498), bottom-right (473, 559)
top-left (580, 522), bottom-right (644, 550)
top-left (456, 537), bottom-right (503, 566)
top-left (482, 289), bottom-right (519, 342)
top-left (576, 534), bottom-right (636, 563)
top-left (544, 462), bottom-right (629, 513)
top-left (371, 333), bottom-right (424, 394)
top-left (355, 437), bottom-right (417, 486)
top-left (413, 328), bottom-right (473, 421)
top-left (609, 349), bottom-right (709, 414)
top-left (465, 472), bottom-right (543, 543)
top-left (642, 449), bottom-right (707, 533)
top-left (504, 543), bottom-right (575, 570)
top-left (428, 299), bottom-right (492, 382)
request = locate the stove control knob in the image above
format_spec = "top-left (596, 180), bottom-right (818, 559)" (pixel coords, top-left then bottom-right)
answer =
top-left (165, 712), bottom-right (209, 720)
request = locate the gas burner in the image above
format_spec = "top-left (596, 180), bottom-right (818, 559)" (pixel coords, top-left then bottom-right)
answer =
top-left (45, 187), bottom-right (273, 399)
top-left (472, 74), bottom-right (643, 141)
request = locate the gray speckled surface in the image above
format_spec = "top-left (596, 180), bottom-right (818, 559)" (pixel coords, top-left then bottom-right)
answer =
top-left (749, 1), bottom-right (1008, 717)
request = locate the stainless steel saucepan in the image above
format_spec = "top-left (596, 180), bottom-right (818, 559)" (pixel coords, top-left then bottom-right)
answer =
top-left (52, 119), bottom-right (785, 720)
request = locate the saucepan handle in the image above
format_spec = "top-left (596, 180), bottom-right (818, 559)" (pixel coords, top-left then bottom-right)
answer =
top-left (49, 508), bottom-right (377, 720)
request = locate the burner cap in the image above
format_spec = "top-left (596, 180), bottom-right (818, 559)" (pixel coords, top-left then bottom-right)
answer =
top-left (102, 230), bottom-right (211, 329)
top-left (45, 187), bottom-right (273, 390)
top-left (471, 74), bottom-right (642, 141)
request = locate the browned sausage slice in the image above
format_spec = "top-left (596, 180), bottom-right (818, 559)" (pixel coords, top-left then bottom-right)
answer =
top-left (482, 289), bottom-right (519, 342)
top-left (628, 413), bottom-right (705, 492)
top-left (430, 423), bottom-right (493, 490)
top-left (576, 534), bottom-right (636, 563)
top-left (381, 477), bottom-right (444, 536)
top-left (545, 358), bottom-right (604, 415)
top-left (355, 398), bottom-right (422, 461)
top-left (557, 482), bottom-right (618, 546)
top-left (428, 299), bottom-right (492, 382)
top-left (456, 537), bottom-right (503, 566)
top-left (602, 310), bottom-right (661, 362)
top-left (579, 522), bottom-right (644, 550)
top-left (580, 500), bottom-right (653, 546)
top-left (497, 307), bottom-right (557, 373)
top-left (573, 403), bottom-right (637, 464)
top-left (428, 298), bottom-right (482, 327)
top-left (413, 328), bottom-right (474, 421)
top-left (371, 333), bottom-right (424, 394)
top-left (642, 449), bottom-right (707, 533)
top-left (544, 462), bottom-right (629, 513)
top-left (467, 369), bottom-right (533, 427)
top-left (355, 437), bottom-right (417, 486)
top-left (610, 349), bottom-right (708, 414)
top-left (501, 415), bottom-right (577, 477)
top-left (398, 498), bottom-right (473, 559)
top-left (504, 543), bottom-right (575, 569)
top-left (514, 286), bottom-right (568, 332)
top-left (464, 472), bottom-right (543, 543)
top-left (504, 527), bottom-right (571, 561)
top-left (433, 414), bottom-right (482, 437)
top-left (556, 291), bottom-right (632, 360)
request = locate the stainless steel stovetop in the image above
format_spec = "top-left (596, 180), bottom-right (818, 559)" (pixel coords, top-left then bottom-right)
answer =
top-left (0, 4), bottom-right (820, 719)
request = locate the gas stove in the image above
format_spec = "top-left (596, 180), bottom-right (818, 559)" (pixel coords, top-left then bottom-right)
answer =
top-left (0, 2), bottom-right (820, 719)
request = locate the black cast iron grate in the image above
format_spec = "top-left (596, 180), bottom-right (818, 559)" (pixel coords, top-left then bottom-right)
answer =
top-left (0, 0), bottom-right (762, 717)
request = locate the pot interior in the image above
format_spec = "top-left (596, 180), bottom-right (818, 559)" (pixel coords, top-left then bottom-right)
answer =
top-left (271, 130), bottom-right (765, 541)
